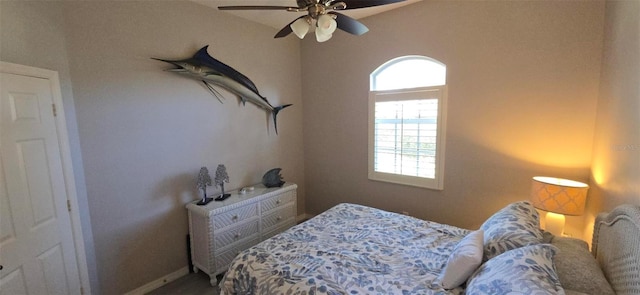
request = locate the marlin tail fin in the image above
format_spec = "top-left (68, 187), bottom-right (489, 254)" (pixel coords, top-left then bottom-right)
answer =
top-left (272, 104), bottom-right (293, 135)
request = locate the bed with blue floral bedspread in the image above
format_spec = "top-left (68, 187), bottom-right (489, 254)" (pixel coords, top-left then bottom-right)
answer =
top-left (219, 203), bottom-right (471, 295)
top-left (220, 201), bottom-right (640, 295)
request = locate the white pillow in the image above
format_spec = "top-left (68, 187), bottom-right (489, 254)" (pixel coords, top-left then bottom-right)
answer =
top-left (437, 229), bottom-right (484, 289)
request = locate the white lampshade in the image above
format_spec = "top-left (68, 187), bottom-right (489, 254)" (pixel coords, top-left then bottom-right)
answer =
top-left (291, 17), bottom-right (311, 39)
top-left (315, 30), bottom-right (332, 42)
top-left (530, 176), bottom-right (589, 236)
top-left (317, 14), bottom-right (337, 35)
top-left (315, 14), bottom-right (336, 42)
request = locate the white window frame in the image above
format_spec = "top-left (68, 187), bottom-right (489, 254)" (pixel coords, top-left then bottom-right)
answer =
top-left (368, 58), bottom-right (447, 190)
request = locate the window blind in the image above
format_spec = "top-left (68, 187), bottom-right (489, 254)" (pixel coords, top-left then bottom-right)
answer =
top-left (374, 99), bottom-right (438, 178)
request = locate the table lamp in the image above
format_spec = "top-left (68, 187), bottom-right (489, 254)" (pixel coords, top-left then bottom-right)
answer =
top-left (530, 176), bottom-right (589, 236)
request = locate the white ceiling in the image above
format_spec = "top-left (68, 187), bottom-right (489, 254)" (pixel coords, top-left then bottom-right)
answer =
top-left (193, 0), bottom-right (422, 30)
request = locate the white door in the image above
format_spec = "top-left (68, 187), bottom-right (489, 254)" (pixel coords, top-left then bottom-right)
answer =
top-left (0, 70), bottom-right (82, 294)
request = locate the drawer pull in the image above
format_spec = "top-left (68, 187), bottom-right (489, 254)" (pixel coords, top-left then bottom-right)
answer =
top-left (277, 216), bottom-right (282, 221)
top-left (276, 199), bottom-right (281, 205)
top-left (232, 215), bottom-right (239, 220)
top-left (234, 233), bottom-right (240, 239)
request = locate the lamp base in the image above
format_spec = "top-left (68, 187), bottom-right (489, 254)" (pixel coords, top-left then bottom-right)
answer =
top-left (544, 212), bottom-right (565, 236)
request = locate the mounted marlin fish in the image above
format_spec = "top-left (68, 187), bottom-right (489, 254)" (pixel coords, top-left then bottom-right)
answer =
top-left (153, 46), bottom-right (292, 134)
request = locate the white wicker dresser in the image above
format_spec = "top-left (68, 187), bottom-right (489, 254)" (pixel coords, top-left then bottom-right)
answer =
top-left (186, 183), bottom-right (297, 286)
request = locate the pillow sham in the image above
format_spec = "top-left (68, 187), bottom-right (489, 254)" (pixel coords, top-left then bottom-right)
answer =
top-left (437, 229), bottom-right (484, 289)
top-left (466, 244), bottom-right (564, 295)
top-left (480, 201), bottom-right (543, 260)
top-left (551, 236), bottom-right (615, 295)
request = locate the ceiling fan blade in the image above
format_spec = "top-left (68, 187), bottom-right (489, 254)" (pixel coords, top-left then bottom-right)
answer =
top-left (274, 16), bottom-right (306, 38)
top-left (333, 12), bottom-right (369, 35)
top-left (218, 6), bottom-right (296, 11)
top-left (340, 0), bottom-right (406, 10)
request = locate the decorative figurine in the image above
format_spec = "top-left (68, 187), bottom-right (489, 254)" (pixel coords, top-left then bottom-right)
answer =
top-left (262, 168), bottom-right (285, 188)
top-left (153, 46), bottom-right (292, 134)
top-left (196, 167), bottom-right (213, 205)
top-left (214, 164), bottom-right (231, 201)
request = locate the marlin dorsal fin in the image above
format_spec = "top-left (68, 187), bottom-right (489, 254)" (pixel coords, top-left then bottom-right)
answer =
top-left (193, 45), bottom-right (261, 96)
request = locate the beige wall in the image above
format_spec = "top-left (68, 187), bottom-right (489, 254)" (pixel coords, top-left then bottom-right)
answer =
top-left (302, 0), bottom-right (605, 236)
top-left (586, 0), bottom-right (640, 239)
top-left (0, 1), bottom-right (99, 291)
top-left (2, 1), bottom-right (304, 294)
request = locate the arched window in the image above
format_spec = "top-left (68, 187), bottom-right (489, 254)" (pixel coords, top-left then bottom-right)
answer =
top-left (371, 56), bottom-right (446, 91)
top-left (368, 56), bottom-right (447, 190)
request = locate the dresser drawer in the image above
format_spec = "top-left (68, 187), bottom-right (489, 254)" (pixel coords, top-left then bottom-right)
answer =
top-left (212, 203), bottom-right (258, 230)
top-left (261, 204), bottom-right (295, 231)
top-left (214, 220), bottom-right (259, 250)
top-left (261, 190), bottom-right (295, 213)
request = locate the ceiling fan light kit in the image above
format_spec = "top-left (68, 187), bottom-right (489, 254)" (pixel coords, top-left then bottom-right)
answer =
top-left (290, 14), bottom-right (337, 41)
top-left (218, 0), bottom-right (406, 42)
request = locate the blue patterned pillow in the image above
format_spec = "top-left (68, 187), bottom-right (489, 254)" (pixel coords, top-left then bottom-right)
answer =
top-left (480, 201), bottom-right (543, 260)
top-left (466, 244), bottom-right (564, 295)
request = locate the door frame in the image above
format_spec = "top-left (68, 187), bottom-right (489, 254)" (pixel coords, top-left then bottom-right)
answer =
top-left (1, 61), bottom-right (91, 294)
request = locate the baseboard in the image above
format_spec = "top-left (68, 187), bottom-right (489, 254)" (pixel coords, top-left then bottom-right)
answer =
top-left (123, 266), bottom-right (189, 295)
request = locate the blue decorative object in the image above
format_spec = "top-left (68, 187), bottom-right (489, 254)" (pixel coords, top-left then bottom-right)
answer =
top-left (153, 46), bottom-right (291, 134)
top-left (262, 168), bottom-right (285, 188)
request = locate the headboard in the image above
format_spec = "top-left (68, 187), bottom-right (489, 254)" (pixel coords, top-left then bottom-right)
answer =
top-left (592, 204), bottom-right (640, 295)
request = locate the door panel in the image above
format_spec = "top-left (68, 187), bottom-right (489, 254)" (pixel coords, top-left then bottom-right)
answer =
top-left (16, 139), bottom-right (57, 228)
top-left (0, 157), bottom-right (16, 245)
top-left (0, 268), bottom-right (28, 294)
top-left (8, 92), bottom-right (41, 123)
top-left (38, 244), bottom-right (70, 294)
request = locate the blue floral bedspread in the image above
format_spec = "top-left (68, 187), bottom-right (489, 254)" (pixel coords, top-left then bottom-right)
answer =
top-left (220, 203), bottom-right (471, 295)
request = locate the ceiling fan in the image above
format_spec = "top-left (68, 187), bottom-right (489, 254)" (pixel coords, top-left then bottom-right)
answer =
top-left (218, 0), bottom-right (406, 42)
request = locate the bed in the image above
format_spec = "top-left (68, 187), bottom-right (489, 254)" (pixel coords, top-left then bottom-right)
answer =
top-left (219, 202), bottom-right (640, 295)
